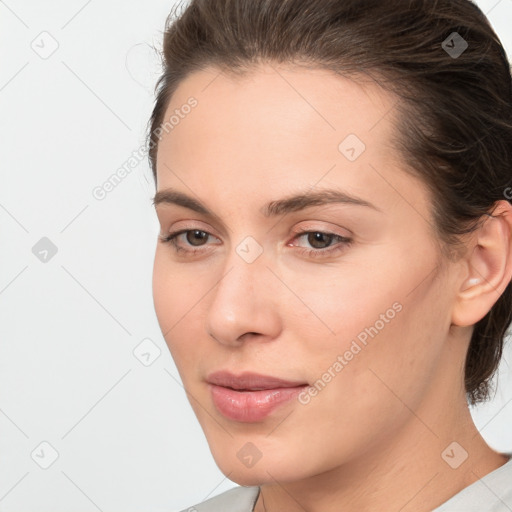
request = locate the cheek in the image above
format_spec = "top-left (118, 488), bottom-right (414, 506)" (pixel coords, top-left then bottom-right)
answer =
top-left (152, 250), bottom-right (203, 333)
top-left (152, 251), bottom-right (203, 369)
top-left (279, 260), bottom-right (405, 363)
top-left (287, 248), bottom-right (448, 403)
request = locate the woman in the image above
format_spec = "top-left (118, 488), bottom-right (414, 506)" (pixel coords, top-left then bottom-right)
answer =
top-left (147, 0), bottom-right (512, 510)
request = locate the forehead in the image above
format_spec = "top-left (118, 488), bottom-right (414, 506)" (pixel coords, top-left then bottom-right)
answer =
top-left (158, 63), bottom-right (396, 162)
top-left (154, 63), bottom-right (429, 219)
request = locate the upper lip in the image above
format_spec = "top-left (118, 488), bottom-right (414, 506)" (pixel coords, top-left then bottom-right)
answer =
top-left (206, 371), bottom-right (308, 390)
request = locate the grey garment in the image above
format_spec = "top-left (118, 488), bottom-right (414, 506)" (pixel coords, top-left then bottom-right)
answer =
top-left (181, 453), bottom-right (512, 512)
top-left (179, 485), bottom-right (260, 512)
top-left (432, 452), bottom-right (512, 512)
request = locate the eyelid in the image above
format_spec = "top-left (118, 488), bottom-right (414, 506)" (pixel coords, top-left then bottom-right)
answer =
top-left (289, 221), bottom-right (352, 239)
top-left (164, 220), bottom-right (220, 237)
top-left (157, 210), bottom-right (231, 240)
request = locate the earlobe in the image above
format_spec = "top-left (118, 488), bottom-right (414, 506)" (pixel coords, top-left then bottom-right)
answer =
top-left (451, 200), bottom-right (512, 327)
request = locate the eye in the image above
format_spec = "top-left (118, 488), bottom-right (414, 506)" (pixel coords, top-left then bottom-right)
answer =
top-left (158, 228), bottom-right (352, 258)
top-left (289, 230), bottom-right (352, 258)
top-left (158, 229), bottom-right (217, 255)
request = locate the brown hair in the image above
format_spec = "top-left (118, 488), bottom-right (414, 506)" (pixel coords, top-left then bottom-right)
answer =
top-left (146, 0), bottom-right (512, 405)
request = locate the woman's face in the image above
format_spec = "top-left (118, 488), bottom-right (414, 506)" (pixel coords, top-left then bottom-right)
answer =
top-left (152, 64), bottom-right (462, 485)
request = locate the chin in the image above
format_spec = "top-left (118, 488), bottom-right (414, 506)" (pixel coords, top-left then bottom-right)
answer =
top-left (212, 449), bottom-right (312, 487)
top-left (226, 471), bottom-right (268, 487)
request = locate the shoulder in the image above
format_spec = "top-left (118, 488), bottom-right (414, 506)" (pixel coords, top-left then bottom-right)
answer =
top-left (178, 486), bottom-right (260, 512)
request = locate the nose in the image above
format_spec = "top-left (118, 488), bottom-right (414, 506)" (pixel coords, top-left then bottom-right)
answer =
top-left (204, 248), bottom-right (282, 347)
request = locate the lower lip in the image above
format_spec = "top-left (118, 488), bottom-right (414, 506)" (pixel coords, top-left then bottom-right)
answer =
top-left (209, 383), bottom-right (308, 422)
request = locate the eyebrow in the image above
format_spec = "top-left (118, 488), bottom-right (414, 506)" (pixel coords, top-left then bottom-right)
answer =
top-left (152, 187), bottom-right (381, 220)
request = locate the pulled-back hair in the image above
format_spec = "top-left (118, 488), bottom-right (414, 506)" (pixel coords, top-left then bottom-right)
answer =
top-left (146, 0), bottom-right (512, 405)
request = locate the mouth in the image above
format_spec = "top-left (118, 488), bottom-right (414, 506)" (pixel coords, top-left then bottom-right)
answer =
top-left (206, 370), bottom-right (309, 422)
top-left (206, 370), bottom-right (308, 390)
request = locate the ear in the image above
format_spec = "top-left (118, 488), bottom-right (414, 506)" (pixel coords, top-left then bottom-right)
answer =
top-left (451, 200), bottom-right (512, 327)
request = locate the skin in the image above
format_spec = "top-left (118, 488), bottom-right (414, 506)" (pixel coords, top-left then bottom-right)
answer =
top-left (152, 63), bottom-right (512, 512)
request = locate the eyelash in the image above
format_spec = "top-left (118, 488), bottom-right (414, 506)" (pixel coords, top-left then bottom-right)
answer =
top-left (158, 228), bottom-right (352, 259)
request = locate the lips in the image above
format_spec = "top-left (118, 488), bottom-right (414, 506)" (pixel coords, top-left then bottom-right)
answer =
top-left (206, 371), bottom-right (309, 422)
top-left (206, 370), bottom-right (308, 390)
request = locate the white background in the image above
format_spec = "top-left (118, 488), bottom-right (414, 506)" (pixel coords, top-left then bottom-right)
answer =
top-left (1, 1), bottom-right (511, 510)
